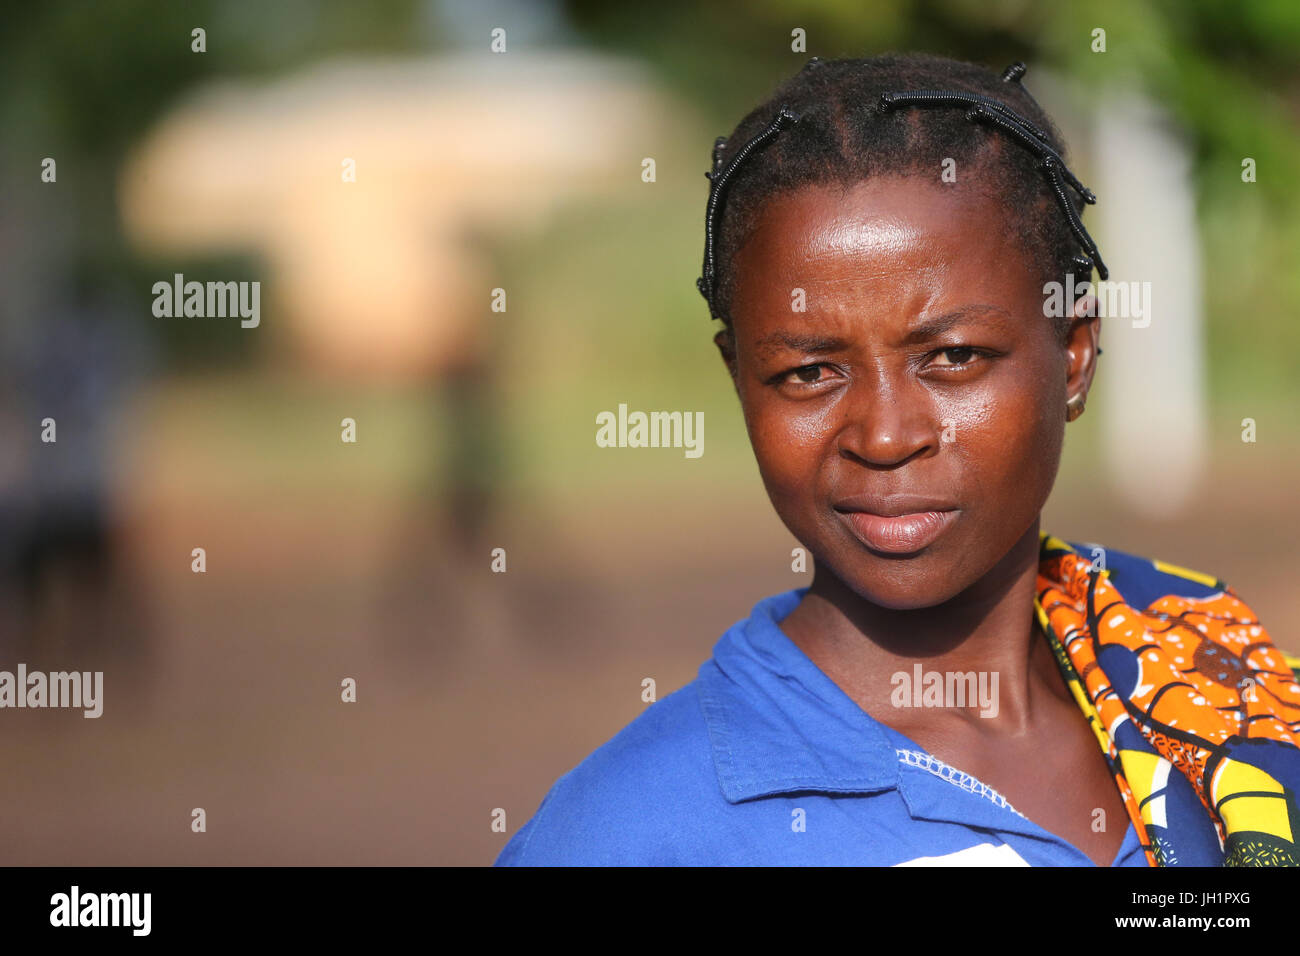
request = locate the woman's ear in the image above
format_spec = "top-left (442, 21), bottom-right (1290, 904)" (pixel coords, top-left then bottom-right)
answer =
top-left (1064, 292), bottom-right (1101, 410)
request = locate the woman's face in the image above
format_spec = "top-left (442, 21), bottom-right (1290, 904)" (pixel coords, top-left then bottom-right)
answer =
top-left (717, 175), bottom-right (1099, 610)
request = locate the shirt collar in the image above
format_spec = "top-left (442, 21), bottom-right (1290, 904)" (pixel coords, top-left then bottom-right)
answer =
top-left (697, 587), bottom-right (901, 804)
top-left (695, 587), bottom-right (1063, 847)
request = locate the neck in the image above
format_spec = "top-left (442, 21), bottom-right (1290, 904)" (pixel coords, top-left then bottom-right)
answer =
top-left (783, 517), bottom-right (1063, 733)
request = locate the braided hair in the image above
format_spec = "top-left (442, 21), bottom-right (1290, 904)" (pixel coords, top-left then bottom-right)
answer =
top-left (697, 53), bottom-right (1106, 346)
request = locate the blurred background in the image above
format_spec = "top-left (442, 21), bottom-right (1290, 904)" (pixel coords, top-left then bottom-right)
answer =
top-left (0, 0), bottom-right (1296, 864)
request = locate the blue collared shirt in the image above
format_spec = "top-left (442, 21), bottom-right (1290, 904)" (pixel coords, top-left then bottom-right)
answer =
top-left (495, 586), bottom-right (1147, 866)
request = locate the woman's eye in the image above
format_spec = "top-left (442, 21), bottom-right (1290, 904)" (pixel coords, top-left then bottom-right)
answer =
top-left (932, 347), bottom-right (979, 367)
top-left (784, 364), bottom-right (830, 385)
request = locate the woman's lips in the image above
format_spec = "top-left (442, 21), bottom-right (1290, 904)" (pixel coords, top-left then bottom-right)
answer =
top-left (838, 509), bottom-right (958, 554)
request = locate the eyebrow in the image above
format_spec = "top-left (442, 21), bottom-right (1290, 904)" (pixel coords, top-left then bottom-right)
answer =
top-left (753, 331), bottom-right (855, 356)
top-left (899, 305), bottom-right (1012, 344)
top-left (753, 305), bottom-right (1012, 356)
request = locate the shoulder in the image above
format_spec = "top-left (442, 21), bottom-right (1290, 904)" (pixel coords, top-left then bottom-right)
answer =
top-left (1047, 532), bottom-right (1224, 599)
top-left (494, 677), bottom-right (726, 866)
top-left (1049, 532), bottom-right (1299, 675)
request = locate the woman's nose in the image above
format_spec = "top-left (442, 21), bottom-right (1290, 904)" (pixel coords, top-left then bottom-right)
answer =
top-left (834, 372), bottom-right (939, 468)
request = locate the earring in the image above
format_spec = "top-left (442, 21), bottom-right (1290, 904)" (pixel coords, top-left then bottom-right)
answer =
top-left (1065, 394), bottom-right (1086, 422)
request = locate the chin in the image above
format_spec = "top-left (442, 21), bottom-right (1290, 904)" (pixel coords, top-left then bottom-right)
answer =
top-left (849, 575), bottom-right (966, 611)
top-left (830, 550), bottom-right (972, 610)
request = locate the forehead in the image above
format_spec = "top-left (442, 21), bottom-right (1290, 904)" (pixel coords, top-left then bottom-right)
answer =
top-left (728, 175), bottom-right (1039, 327)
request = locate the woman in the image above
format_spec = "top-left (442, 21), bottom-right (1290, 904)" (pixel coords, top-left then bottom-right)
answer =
top-left (496, 53), bottom-right (1300, 866)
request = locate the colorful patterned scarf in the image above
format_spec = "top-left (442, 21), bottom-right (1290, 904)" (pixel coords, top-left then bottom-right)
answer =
top-left (1035, 532), bottom-right (1300, 866)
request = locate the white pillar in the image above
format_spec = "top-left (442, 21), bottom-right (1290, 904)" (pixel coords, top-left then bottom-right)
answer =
top-left (1091, 91), bottom-right (1206, 517)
